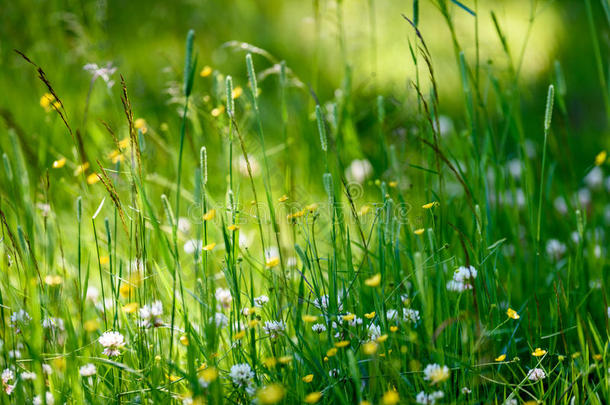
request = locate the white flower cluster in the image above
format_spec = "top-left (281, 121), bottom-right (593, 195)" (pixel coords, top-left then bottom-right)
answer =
top-left (416, 391), bottom-right (444, 404)
top-left (139, 301), bottom-right (163, 328)
top-left (312, 323), bottom-right (326, 333)
top-left (10, 309), bottom-right (31, 333)
top-left (229, 363), bottom-right (254, 390)
top-left (527, 367), bottom-right (546, 382)
top-left (79, 363), bottom-right (97, 377)
top-left (263, 320), bottom-right (286, 339)
top-left (98, 331), bottom-right (126, 357)
top-left (211, 312), bottom-right (228, 328)
top-left (403, 308), bottom-right (420, 323)
top-left (254, 295), bottom-right (269, 307)
top-left (546, 239), bottom-right (566, 260)
top-left (215, 287), bottom-right (233, 310)
top-left (447, 265), bottom-right (477, 292)
top-left (367, 323), bottom-right (381, 341)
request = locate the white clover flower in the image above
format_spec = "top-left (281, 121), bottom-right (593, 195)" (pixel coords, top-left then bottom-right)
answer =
top-left (79, 363), bottom-right (97, 377)
top-left (312, 323), bottom-right (326, 333)
top-left (403, 308), bottom-right (420, 323)
top-left (254, 295), bottom-right (269, 307)
top-left (229, 363), bottom-right (254, 388)
top-left (86, 286), bottom-right (100, 302)
top-left (345, 159), bottom-right (373, 183)
top-left (140, 301), bottom-right (163, 328)
top-left (584, 166), bottom-right (604, 189)
top-left (423, 363), bottom-right (450, 384)
top-left (546, 239), bottom-right (566, 260)
top-left (211, 312), bottom-right (228, 328)
top-left (21, 371), bottom-right (36, 380)
top-left (367, 323), bottom-right (381, 341)
top-left (461, 387), bottom-right (471, 394)
top-left (416, 391), bottom-right (445, 404)
top-left (263, 320), bottom-right (286, 339)
top-left (98, 331), bottom-right (125, 357)
top-left (42, 364), bottom-right (52, 375)
top-left (453, 266), bottom-right (477, 283)
top-left (83, 62), bottom-right (117, 88)
top-left (386, 309), bottom-right (398, 321)
top-left (503, 399), bottom-right (518, 405)
top-left (348, 316), bottom-right (363, 327)
top-left (4, 384), bottom-right (14, 395)
top-left (554, 196), bottom-right (568, 215)
top-left (177, 217), bottom-right (191, 234)
top-left (184, 239), bottom-right (202, 255)
top-left (33, 392), bottom-right (55, 405)
top-left (1, 369), bottom-right (14, 384)
top-left (215, 287), bottom-right (233, 310)
top-left (10, 309), bottom-right (31, 332)
top-left (313, 293), bottom-right (345, 311)
top-left (42, 317), bottom-right (65, 331)
top-left (446, 280), bottom-right (472, 292)
top-left (527, 367), bottom-right (546, 381)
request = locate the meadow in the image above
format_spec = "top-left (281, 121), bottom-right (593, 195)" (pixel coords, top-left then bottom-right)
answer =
top-left (0, 0), bottom-right (610, 403)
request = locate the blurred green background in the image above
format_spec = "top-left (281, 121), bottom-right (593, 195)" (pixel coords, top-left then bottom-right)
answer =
top-left (0, 0), bottom-right (608, 201)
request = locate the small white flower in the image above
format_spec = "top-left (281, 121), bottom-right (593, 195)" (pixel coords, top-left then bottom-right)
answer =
top-left (10, 309), bottom-right (31, 332)
top-left (345, 159), bottom-right (373, 183)
top-left (177, 217), bottom-right (191, 234)
top-left (403, 308), bottom-right (420, 323)
top-left (254, 295), bottom-right (269, 307)
top-left (33, 392), bottom-right (54, 405)
top-left (584, 166), bottom-right (604, 189)
top-left (527, 367), bottom-right (546, 381)
top-left (507, 159), bottom-right (522, 180)
top-left (453, 266), bottom-right (477, 283)
top-left (237, 155), bottom-right (260, 177)
top-left (21, 371), bottom-right (36, 380)
top-left (211, 312), bottom-right (228, 328)
top-left (461, 387), bottom-right (471, 394)
top-left (386, 309), bottom-right (398, 321)
top-left (215, 287), bottom-right (233, 310)
top-left (503, 399), bottom-right (518, 405)
top-left (416, 391), bottom-right (445, 404)
top-left (312, 323), bottom-right (326, 333)
top-left (184, 239), bottom-right (202, 255)
top-left (554, 196), bottom-right (568, 215)
top-left (423, 363), bottom-right (450, 384)
top-left (42, 364), bottom-right (52, 375)
top-left (328, 368), bottom-right (340, 378)
top-left (229, 363), bottom-right (254, 388)
top-left (546, 239), bottom-right (566, 260)
top-left (263, 320), bottom-right (286, 339)
top-left (86, 286), bottom-right (100, 302)
top-left (83, 62), bottom-right (117, 88)
top-left (79, 363), bottom-right (97, 377)
top-left (446, 280), bottom-right (472, 292)
top-left (42, 317), bottom-right (65, 331)
top-left (577, 188), bottom-right (591, 206)
top-left (367, 323), bottom-right (381, 341)
top-left (348, 316), bottom-right (363, 327)
top-left (139, 301), bottom-right (163, 328)
top-left (98, 331), bottom-right (125, 357)
top-left (1, 369), bottom-right (14, 384)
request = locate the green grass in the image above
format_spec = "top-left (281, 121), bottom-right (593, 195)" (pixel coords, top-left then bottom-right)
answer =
top-left (0, 0), bottom-right (609, 404)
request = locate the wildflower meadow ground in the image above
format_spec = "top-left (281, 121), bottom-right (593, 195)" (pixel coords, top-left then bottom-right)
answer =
top-left (1, 0), bottom-right (610, 404)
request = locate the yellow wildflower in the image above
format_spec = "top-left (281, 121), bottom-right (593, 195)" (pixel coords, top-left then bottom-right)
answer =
top-left (278, 194), bottom-right (289, 202)
top-left (122, 302), bottom-right (138, 313)
top-left (364, 312), bottom-right (376, 319)
top-left (86, 173), bottom-right (100, 185)
top-left (377, 334), bottom-right (388, 343)
top-left (302, 315), bottom-right (317, 323)
top-left (362, 341), bottom-right (378, 355)
top-left (342, 314), bottom-right (355, 322)
top-left (44, 275), bottom-right (63, 286)
top-left (74, 162), bottom-right (90, 176)
top-left (234, 330), bottom-right (246, 340)
top-left (211, 106), bottom-right (225, 117)
top-left (422, 201), bottom-right (439, 209)
top-left (334, 340), bottom-right (350, 348)
top-left (202, 243), bottom-right (216, 251)
top-left (506, 308), bottom-right (520, 320)
top-left (232, 86), bottom-right (243, 99)
top-left (199, 366), bottom-right (218, 383)
top-left (179, 335), bottom-right (189, 346)
top-left (228, 224), bottom-right (239, 231)
top-left (84, 319), bottom-right (99, 332)
top-left (134, 118), bottom-right (148, 134)
top-left (200, 66), bottom-right (212, 77)
top-left (532, 348), bottom-right (547, 357)
top-left (414, 228), bottom-right (425, 235)
top-left (266, 257), bottom-right (280, 268)
top-left (257, 384), bottom-right (285, 405)
top-left (382, 389), bottom-right (399, 405)
top-left (304, 392), bottom-right (322, 404)
top-left (364, 273), bottom-right (381, 287)
top-left (302, 374), bottom-right (314, 383)
top-left (495, 354), bottom-right (506, 362)
top-left (326, 348), bottom-right (337, 357)
top-left (595, 150), bottom-right (607, 166)
top-left (203, 209), bottom-right (215, 221)
top-left (263, 357), bottom-right (277, 368)
top-left (52, 158), bottom-right (66, 168)
top-left (390, 326), bottom-right (398, 333)
top-left (278, 356), bottom-right (292, 365)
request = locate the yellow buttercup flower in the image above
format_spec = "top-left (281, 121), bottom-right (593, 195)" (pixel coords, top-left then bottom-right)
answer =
top-left (302, 315), bottom-right (317, 323)
top-left (382, 389), bottom-right (399, 405)
top-left (388, 181), bottom-right (398, 188)
top-left (414, 228), bottom-right (425, 235)
top-left (263, 357), bottom-right (277, 368)
top-left (359, 205), bottom-right (371, 215)
top-left (134, 118), bottom-right (148, 134)
top-left (122, 302), bottom-right (138, 313)
top-left (278, 356), bottom-right (292, 365)
top-left (326, 348), bottom-right (337, 357)
top-left (202, 243), bottom-right (216, 251)
top-left (248, 319), bottom-right (259, 328)
top-left (99, 256), bottom-right (110, 265)
top-left (233, 330), bottom-right (246, 340)
top-left (179, 335), bottom-right (189, 346)
top-left (422, 201), bottom-right (439, 209)
top-left (495, 354), bottom-right (506, 362)
top-left (302, 374), bottom-right (313, 383)
top-left (390, 326), bottom-right (398, 333)
top-left (211, 106), bottom-right (225, 117)
top-left (232, 86), bottom-right (243, 99)
top-left (86, 173), bottom-right (100, 185)
top-left (52, 158), bottom-right (66, 168)
top-left (304, 392), bottom-right (322, 404)
top-left (506, 308), bottom-right (520, 320)
top-left (278, 195), bottom-right (289, 202)
top-left (266, 257), bottom-right (280, 268)
top-left (228, 224), bottom-right (239, 231)
top-left (362, 341), bottom-right (378, 355)
top-left (334, 340), bottom-right (350, 348)
top-left (203, 209), bottom-right (215, 221)
top-left (74, 162), bottom-right (90, 176)
top-left (199, 367), bottom-right (217, 383)
top-left (364, 312), bottom-right (376, 319)
top-left (532, 348), bottom-right (547, 357)
top-left (257, 384), bottom-right (285, 404)
top-left (377, 334), bottom-right (388, 343)
top-left (595, 150), bottom-right (607, 166)
top-left (200, 66), bottom-right (212, 77)
top-left (364, 273), bottom-right (381, 287)
top-left (84, 319), bottom-right (99, 332)
top-left (44, 275), bottom-right (63, 286)
top-left (342, 314), bottom-right (355, 322)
